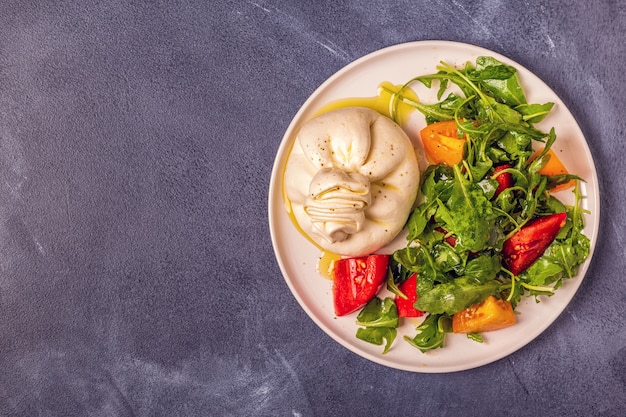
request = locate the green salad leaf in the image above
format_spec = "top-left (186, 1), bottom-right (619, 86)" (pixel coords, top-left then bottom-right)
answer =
top-left (435, 165), bottom-right (497, 252)
top-left (404, 314), bottom-right (451, 353)
top-left (414, 278), bottom-right (507, 316)
top-left (355, 297), bottom-right (399, 354)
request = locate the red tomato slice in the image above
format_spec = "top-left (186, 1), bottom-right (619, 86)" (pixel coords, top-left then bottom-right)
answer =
top-left (502, 212), bottom-right (567, 275)
top-left (493, 163), bottom-right (513, 197)
top-left (332, 254), bottom-right (389, 316)
top-left (395, 273), bottom-right (425, 318)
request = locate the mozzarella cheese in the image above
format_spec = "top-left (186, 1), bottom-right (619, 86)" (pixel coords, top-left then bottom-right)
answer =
top-left (284, 107), bottom-right (420, 256)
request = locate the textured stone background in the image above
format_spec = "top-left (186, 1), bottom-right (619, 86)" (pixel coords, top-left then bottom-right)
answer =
top-left (0, 1), bottom-right (624, 416)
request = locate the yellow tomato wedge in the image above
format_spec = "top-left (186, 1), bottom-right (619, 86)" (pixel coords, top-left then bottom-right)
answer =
top-left (419, 120), bottom-right (465, 166)
top-left (530, 147), bottom-right (575, 192)
top-left (452, 296), bottom-right (516, 334)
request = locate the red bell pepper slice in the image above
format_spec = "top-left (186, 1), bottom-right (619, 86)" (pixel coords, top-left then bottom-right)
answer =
top-left (502, 212), bottom-right (567, 275)
top-left (332, 254), bottom-right (389, 316)
top-left (493, 163), bottom-right (513, 197)
top-left (395, 273), bottom-right (425, 318)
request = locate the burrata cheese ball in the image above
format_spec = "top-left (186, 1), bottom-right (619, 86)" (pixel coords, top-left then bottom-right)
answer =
top-left (284, 107), bottom-right (420, 257)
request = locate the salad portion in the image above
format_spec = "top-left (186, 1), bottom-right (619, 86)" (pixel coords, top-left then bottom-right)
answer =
top-left (333, 56), bottom-right (591, 353)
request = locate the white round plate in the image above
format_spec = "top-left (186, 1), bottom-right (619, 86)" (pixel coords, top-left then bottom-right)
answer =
top-left (268, 40), bottom-right (599, 373)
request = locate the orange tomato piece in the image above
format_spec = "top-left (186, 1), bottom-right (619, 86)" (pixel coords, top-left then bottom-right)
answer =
top-left (530, 147), bottom-right (575, 192)
top-left (420, 120), bottom-right (465, 166)
top-left (452, 296), bottom-right (516, 334)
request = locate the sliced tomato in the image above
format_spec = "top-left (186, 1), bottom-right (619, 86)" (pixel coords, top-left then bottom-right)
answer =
top-left (530, 148), bottom-right (575, 192)
top-left (395, 273), bottom-right (425, 318)
top-left (332, 254), bottom-right (389, 316)
top-left (420, 120), bottom-right (466, 166)
top-left (492, 163), bottom-right (513, 197)
top-left (452, 296), bottom-right (516, 334)
top-left (502, 212), bottom-right (567, 275)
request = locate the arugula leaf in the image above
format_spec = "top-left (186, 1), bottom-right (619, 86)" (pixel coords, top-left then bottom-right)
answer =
top-left (515, 102), bottom-right (555, 123)
top-left (546, 173), bottom-right (584, 190)
top-left (463, 254), bottom-right (503, 284)
top-left (520, 258), bottom-right (563, 287)
top-left (384, 86), bottom-right (465, 123)
top-left (356, 297), bottom-right (399, 328)
top-left (431, 241), bottom-right (464, 275)
top-left (389, 255), bottom-right (412, 285)
top-left (474, 56), bottom-right (526, 105)
top-left (421, 164), bottom-right (456, 203)
top-left (406, 92), bottom-right (465, 124)
top-left (435, 165), bottom-right (496, 252)
top-left (406, 165), bottom-right (454, 242)
top-left (393, 246), bottom-right (448, 293)
top-left (414, 278), bottom-right (507, 315)
top-left (472, 58), bottom-right (517, 80)
top-left (404, 314), bottom-right (451, 353)
top-left (477, 96), bottom-right (524, 126)
top-left (466, 333), bottom-right (484, 343)
top-left (356, 327), bottom-right (397, 354)
top-left (386, 268), bottom-right (406, 299)
top-left (495, 131), bottom-right (533, 162)
top-left (355, 298), bottom-right (399, 354)
top-left (406, 203), bottom-right (436, 242)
